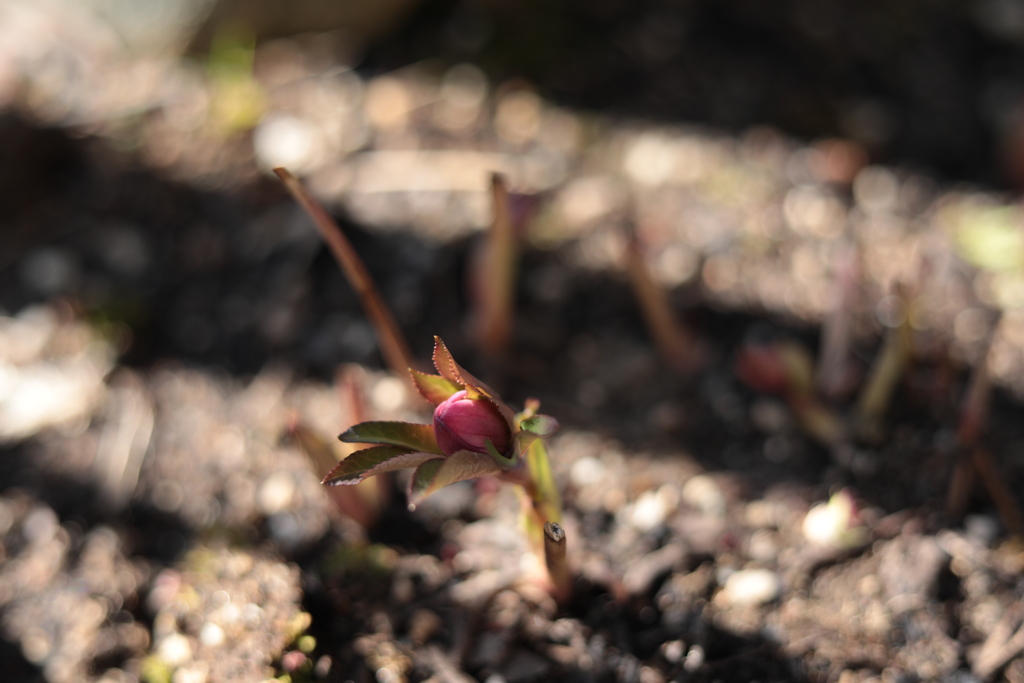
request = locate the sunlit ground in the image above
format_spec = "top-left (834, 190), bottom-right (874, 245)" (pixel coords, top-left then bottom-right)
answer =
top-left (4, 2), bottom-right (1024, 682)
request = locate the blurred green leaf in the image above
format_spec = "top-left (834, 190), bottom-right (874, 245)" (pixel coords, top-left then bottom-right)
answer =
top-left (954, 206), bottom-right (1024, 272)
top-left (206, 28), bottom-right (265, 133)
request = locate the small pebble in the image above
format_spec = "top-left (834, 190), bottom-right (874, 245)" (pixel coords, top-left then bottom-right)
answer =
top-left (680, 475), bottom-right (726, 517)
top-left (257, 472), bottom-right (295, 515)
top-left (314, 655), bottom-right (332, 677)
top-left (22, 506), bottom-right (59, 545)
top-left (747, 529), bottom-right (779, 562)
top-left (157, 633), bottom-right (193, 666)
top-left (717, 568), bottom-right (781, 606)
top-left (199, 622), bottom-right (225, 648)
top-left (624, 485), bottom-right (678, 532)
top-left (745, 499), bottom-right (780, 528)
top-left (570, 456), bottom-right (606, 488)
top-left (683, 644), bottom-right (704, 672)
top-left (661, 640), bottom-right (685, 664)
top-left (21, 626), bottom-right (51, 663)
top-left (370, 376), bottom-right (406, 412)
top-left (172, 665), bottom-right (209, 683)
top-left (964, 514), bottom-right (1000, 546)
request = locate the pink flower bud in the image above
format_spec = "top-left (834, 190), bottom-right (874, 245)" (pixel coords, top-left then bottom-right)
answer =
top-left (433, 390), bottom-right (511, 456)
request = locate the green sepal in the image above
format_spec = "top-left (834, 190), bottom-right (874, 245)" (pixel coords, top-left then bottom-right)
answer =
top-left (407, 450), bottom-right (503, 508)
top-left (339, 421), bottom-right (442, 454)
top-left (410, 369), bottom-right (462, 406)
top-left (322, 446), bottom-right (441, 486)
top-left (432, 336), bottom-right (462, 384)
top-left (515, 430), bottom-right (539, 457)
top-left (485, 439), bottom-right (517, 469)
top-left (432, 337), bottom-right (509, 418)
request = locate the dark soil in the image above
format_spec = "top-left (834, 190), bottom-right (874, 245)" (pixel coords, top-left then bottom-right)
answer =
top-left (3, 4), bottom-right (1024, 683)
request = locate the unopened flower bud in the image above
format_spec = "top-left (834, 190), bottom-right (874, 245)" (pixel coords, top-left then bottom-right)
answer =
top-left (433, 390), bottom-right (511, 456)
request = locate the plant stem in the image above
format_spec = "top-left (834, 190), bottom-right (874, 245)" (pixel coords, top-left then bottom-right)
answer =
top-left (525, 438), bottom-right (561, 523)
top-left (509, 437), bottom-right (565, 592)
top-left (544, 522), bottom-right (572, 603)
top-left (273, 167), bottom-right (417, 381)
top-left (855, 285), bottom-right (912, 443)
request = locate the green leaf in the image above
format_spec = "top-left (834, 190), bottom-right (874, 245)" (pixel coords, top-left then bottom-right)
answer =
top-left (339, 421), bottom-right (442, 454)
top-left (954, 206), bottom-right (1024, 272)
top-left (323, 446), bottom-right (442, 486)
top-left (519, 414), bottom-right (560, 438)
top-left (407, 450), bottom-right (503, 508)
top-left (407, 459), bottom-right (444, 507)
top-left (410, 369), bottom-right (462, 405)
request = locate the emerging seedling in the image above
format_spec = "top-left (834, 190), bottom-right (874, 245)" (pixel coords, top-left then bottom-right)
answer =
top-left (816, 243), bottom-right (861, 400)
top-left (623, 223), bottom-right (702, 376)
top-left (274, 167), bottom-right (416, 382)
top-left (947, 315), bottom-right (1024, 537)
top-left (285, 366), bottom-right (389, 530)
top-left (854, 284), bottom-right (913, 443)
top-left (470, 174), bottom-right (520, 357)
top-left (735, 335), bottom-right (844, 446)
top-left (322, 336), bottom-right (569, 597)
top-left (738, 260), bottom-right (926, 448)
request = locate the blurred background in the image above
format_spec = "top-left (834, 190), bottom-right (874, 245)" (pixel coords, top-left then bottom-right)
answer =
top-left (6, 0), bottom-right (1024, 373)
top-left (5, 1), bottom-right (1024, 682)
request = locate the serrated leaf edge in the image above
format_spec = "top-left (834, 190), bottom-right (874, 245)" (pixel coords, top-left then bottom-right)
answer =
top-left (410, 368), bottom-right (463, 406)
top-left (323, 447), bottom-right (442, 486)
top-left (407, 450), bottom-right (503, 508)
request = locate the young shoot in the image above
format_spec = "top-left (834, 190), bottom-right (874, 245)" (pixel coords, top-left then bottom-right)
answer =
top-left (322, 336), bottom-right (569, 596)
